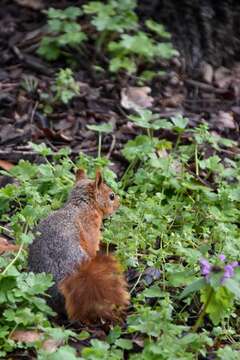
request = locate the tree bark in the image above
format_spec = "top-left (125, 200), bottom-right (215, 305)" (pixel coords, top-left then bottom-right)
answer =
top-left (139, 0), bottom-right (240, 73)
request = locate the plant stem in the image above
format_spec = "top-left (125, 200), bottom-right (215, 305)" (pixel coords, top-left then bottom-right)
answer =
top-left (96, 31), bottom-right (108, 53)
top-left (195, 144), bottom-right (199, 176)
top-left (1, 243), bottom-right (24, 277)
top-left (98, 133), bottom-right (102, 158)
top-left (192, 287), bottom-right (214, 332)
top-left (8, 324), bottom-right (18, 339)
top-left (174, 134), bottom-right (181, 151)
top-left (120, 158), bottom-right (138, 189)
top-left (0, 225), bottom-right (12, 234)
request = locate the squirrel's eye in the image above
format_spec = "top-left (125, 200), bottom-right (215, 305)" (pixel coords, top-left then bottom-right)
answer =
top-left (109, 192), bottom-right (115, 201)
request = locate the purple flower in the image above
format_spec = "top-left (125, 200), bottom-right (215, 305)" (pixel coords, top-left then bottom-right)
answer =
top-left (230, 261), bottom-right (239, 268)
top-left (218, 254), bottom-right (226, 262)
top-left (221, 261), bottom-right (239, 283)
top-left (224, 264), bottom-right (234, 279)
top-left (199, 258), bottom-right (212, 277)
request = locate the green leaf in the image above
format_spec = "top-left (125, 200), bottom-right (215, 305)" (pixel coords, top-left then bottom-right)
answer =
top-left (122, 135), bottom-right (158, 161)
top-left (199, 155), bottom-right (221, 171)
top-left (29, 142), bottom-right (53, 156)
top-left (47, 7), bottom-right (82, 20)
top-left (78, 331), bottom-right (90, 341)
top-left (115, 338), bottom-right (133, 350)
top-left (224, 278), bottom-right (240, 299)
top-left (109, 56), bottom-right (136, 74)
top-left (17, 272), bottom-right (53, 295)
top-left (139, 70), bottom-right (157, 82)
top-left (37, 38), bottom-right (61, 61)
top-left (81, 339), bottom-right (111, 358)
top-left (87, 123), bottom-right (113, 133)
top-left (39, 345), bottom-right (78, 360)
top-left (58, 31), bottom-right (86, 46)
top-left (217, 346), bottom-right (240, 360)
top-left (48, 19), bottom-right (62, 32)
top-left (128, 110), bottom-right (172, 131)
top-left (155, 42), bottom-right (179, 59)
top-left (208, 272), bottom-right (223, 289)
top-left (44, 327), bottom-right (77, 342)
top-left (179, 278), bottom-right (206, 299)
top-left (201, 286), bottom-right (234, 325)
top-left (168, 270), bottom-right (196, 287)
top-left (62, 22), bottom-right (81, 33)
top-left (83, 2), bottom-right (104, 14)
top-left (171, 115), bottom-right (189, 132)
top-left (107, 326), bottom-right (122, 344)
top-left (19, 232), bottom-right (34, 245)
top-left (64, 6), bottom-right (82, 19)
top-left (145, 20), bottom-right (171, 39)
top-left (142, 285), bottom-right (162, 298)
top-left (47, 8), bottom-right (68, 20)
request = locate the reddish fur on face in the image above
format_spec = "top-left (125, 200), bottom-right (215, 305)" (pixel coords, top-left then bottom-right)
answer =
top-left (96, 183), bottom-right (120, 216)
top-left (72, 172), bottom-right (119, 257)
top-left (59, 254), bottom-right (130, 323)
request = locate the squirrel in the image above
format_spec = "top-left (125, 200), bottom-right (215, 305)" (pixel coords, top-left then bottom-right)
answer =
top-left (28, 169), bottom-right (129, 323)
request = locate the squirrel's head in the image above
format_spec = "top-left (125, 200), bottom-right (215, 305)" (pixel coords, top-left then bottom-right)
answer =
top-left (69, 169), bottom-right (119, 217)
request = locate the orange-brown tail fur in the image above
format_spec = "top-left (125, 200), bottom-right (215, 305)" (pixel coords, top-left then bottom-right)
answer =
top-left (59, 254), bottom-right (130, 323)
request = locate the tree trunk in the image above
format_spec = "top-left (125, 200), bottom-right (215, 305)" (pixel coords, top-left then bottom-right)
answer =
top-left (139, 0), bottom-right (240, 74)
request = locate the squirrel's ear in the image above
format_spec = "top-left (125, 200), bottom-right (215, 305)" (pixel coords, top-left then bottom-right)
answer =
top-left (75, 168), bottom-right (86, 182)
top-left (95, 169), bottom-right (103, 189)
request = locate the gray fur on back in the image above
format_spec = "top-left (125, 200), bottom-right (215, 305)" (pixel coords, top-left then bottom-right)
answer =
top-left (28, 204), bottom-right (88, 312)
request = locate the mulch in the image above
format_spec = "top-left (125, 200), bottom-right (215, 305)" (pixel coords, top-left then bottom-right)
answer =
top-left (0, 0), bottom-right (239, 172)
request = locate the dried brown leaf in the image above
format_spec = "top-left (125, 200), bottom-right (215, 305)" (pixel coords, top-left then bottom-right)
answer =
top-left (42, 339), bottom-right (63, 353)
top-left (0, 159), bottom-right (14, 171)
top-left (161, 93), bottom-right (185, 108)
top-left (11, 330), bottom-right (42, 343)
top-left (14, 0), bottom-right (44, 10)
top-left (11, 330), bottom-right (62, 352)
top-left (214, 67), bottom-right (232, 89)
top-left (201, 62), bottom-right (214, 84)
top-left (121, 86), bottom-right (153, 111)
top-left (0, 237), bottom-right (20, 254)
top-left (218, 111), bottom-right (235, 129)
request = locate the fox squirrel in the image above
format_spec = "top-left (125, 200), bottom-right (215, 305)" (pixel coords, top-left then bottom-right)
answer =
top-left (28, 169), bottom-right (129, 323)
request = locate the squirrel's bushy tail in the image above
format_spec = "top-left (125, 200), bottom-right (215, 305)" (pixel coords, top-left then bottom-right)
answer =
top-left (59, 254), bottom-right (130, 323)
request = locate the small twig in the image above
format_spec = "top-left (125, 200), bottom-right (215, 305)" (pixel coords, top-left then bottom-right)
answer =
top-left (185, 79), bottom-right (226, 94)
top-left (98, 133), bottom-right (102, 158)
top-left (0, 150), bottom-right (42, 163)
top-left (130, 271), bottom-right (144, 295)
top-left (44, 138), bottom-right (58, 152)
top-left (0, 83), bottom-right (19, 90)
top-left (79, 147), bottom-right (98, 153)
top-left (117, 105), bottom-right (130, 120)
top-left (106, 135), bottom-right (116, 159)
top-left (30, 101), bottom-right (39, 124)
top-left (30, 101), bottom-right (39, 142)
top-left (195, 144), bottom-right (199, 177)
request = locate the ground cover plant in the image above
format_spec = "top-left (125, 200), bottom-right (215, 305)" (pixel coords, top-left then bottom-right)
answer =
top-left (37, 0), bottom-right (177, 77)
top-left (1, 0), bottom-right (240, 359)
top-left (0, 115), bottom-right (240, 359)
